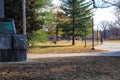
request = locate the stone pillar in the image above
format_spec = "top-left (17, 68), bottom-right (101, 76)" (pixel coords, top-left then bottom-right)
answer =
top-left (0, 0), bottom-right (4, 18)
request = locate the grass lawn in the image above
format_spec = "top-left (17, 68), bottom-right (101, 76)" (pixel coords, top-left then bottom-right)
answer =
top-left (105, 40), bottom-right (120, 42)
top-left (0, 57), bottom-right (119, 80)
top-left (27, 40), bottom-right (106, 54)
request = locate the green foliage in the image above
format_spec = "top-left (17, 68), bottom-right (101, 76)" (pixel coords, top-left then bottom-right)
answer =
top-left (4, 0), bottom-right (23, 33)
top-left (35, 0), bottom-right (52, 9)
top-left (4, 0), bottom-right (43, 34)
top-left (38, 11), bottom-right (55, 27)
top-left (4, 0), bottom-right (52, 46)
top-left (61, 0), bottom-right (92, 45)
top-left (29, 30), bottom-right (48, 47)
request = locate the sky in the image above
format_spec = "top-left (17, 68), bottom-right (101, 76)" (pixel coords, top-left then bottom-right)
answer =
top-left (52, 0), bottom-right (116, 28)
top-left (94, 7), bottom-right (116, 25)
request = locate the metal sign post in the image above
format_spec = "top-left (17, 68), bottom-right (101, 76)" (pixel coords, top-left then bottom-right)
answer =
top-left (22, 0), bottom-right (26, 35)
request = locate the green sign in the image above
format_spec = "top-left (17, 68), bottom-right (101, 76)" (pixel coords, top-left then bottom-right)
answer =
top-left (0, 22), bottom-right (14, 33)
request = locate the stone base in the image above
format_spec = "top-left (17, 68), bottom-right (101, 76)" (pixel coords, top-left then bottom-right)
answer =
top-left (0, 49), bottom-right (27, 62)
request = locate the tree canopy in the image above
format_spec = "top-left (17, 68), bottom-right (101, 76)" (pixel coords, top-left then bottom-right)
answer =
top-left (60, 0), bottom-right (92, 45)
top-left (4, 0), bottom-right (93, 46)
top-left (4, 0), bottom-right (52, 44)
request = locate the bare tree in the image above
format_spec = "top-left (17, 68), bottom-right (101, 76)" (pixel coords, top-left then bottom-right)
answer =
top-left (102, 0), bottom-right (120, 8)
top-left (104, 21), bottom-right (120, 40)
top-left (107, 22), bottom-right (115, 39)
top-left (113, 13), bottom-right (120, 39)
top-left (99, 21), bottom-right (109, 39)
top-left (114, 11), bottom-right (120, 27)
top-left (101, 0), bottom-right (120, 39)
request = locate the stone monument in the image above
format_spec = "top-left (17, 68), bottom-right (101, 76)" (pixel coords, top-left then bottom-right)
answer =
top-left (0, 0), bottom-right (27, 62)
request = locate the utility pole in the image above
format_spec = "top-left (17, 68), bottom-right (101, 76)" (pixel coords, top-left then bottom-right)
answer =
top-left (91, 0), bottom-right (95, 50)
top-left (72, 1), bottom-right (75, 45)
top-left (91, 16), bottom-right (95, 50)
top-left (97, 26), bottom-right (99, 44)
top-left (55, 6), bottom-right (59, 41)
top-left (0, 0), bottom-right (4, 18)
top-left (22, 0), bottom-right (26, 35)
top-left (84, 25), bottom-right (87, 47)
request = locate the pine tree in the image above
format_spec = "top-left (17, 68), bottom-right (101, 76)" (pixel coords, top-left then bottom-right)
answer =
top-left (61, 0), bottom-right (92, 45)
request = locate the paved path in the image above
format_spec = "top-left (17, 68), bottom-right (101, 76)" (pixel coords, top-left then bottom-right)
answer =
top-left (28, 42), bottom-right (120, 59)
top-left (95, 42), bottom-right (120, 52)
top-left (27, 52), bottom-right (120, 59)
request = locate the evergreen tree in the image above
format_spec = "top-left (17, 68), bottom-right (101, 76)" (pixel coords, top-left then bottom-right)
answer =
top-left (61, 0), bottom-right (92, 45)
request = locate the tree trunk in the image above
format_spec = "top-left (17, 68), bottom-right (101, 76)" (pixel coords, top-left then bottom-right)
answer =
top-left (56, 25), bottom-right (58, 41)
top-left (72, 1), bottom-right (75, 45)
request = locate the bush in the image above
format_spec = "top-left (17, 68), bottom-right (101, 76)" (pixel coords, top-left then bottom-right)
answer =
top-left (29, 30), bottom-right (48, 47)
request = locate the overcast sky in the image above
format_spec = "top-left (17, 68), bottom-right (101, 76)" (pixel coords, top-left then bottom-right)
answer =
top-left (94, 7), bottom-right (116, 24)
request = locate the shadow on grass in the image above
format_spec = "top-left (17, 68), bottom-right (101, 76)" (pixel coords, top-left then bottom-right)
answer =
top-left (29, 45), bottom-right (73, 49)
top-left (40, 45), bottom-right (72, 48)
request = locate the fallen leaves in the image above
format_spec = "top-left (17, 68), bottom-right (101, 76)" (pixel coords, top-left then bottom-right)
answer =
top-left (0, 57), bottom-right (119, 80)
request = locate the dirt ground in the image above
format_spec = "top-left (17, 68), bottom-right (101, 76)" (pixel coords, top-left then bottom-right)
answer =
top-left (0, 57), bottom-right (120, 80)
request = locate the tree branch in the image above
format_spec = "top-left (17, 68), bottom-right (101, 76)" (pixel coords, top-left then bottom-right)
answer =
top-left (102, 0), bottom-right (120, 8)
